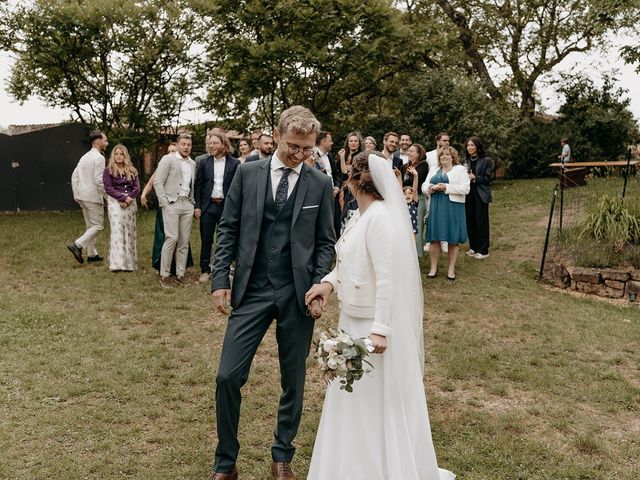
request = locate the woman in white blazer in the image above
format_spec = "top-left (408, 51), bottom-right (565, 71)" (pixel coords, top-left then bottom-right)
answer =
top-left (422, 146), bottom-right (470, 281)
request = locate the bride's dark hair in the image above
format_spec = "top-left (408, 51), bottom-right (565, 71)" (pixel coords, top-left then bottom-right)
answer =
top-left (347, 150), bottom-right (384, 200)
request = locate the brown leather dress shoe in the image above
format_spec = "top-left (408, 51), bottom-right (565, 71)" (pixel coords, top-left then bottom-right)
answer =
top-left (207, 467), bottom-right (238, 480)
top-left (272, 461), bottom-right (295, 479)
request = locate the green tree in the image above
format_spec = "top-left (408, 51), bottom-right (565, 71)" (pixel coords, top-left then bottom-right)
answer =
top-left (194, 0), bottom-right (426, 131)
top-left (432, 0), bottom-right (637, 117)
top-left (5, 0), bottom-right (201, 146)
top-left (556, 75), bottom-right (639, 162)
top-left (395, 71), bottom-right (517, 160)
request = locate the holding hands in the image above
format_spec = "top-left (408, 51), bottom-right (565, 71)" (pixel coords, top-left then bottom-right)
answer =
top-left (305, 282), bottom-right (333, 311)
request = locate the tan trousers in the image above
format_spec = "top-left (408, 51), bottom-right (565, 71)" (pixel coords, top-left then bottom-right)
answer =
top-left (160, 197), bottom-right (194, 277)
top-left (75, 200), bottom-right (104, 257)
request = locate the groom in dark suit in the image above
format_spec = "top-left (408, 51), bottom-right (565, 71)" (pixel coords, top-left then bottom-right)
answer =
top-left (208, 106), bottom-right (336, 480)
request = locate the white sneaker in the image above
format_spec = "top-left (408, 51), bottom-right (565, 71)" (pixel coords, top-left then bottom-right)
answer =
top-left (466, 249), bottom-right (476, 256)
top-left (199, 272), bottom-right (211, 283)
top-left (473, 252), bottom-right (489, 259)
top-left (423, 242), bottom-right (430, 252)
top-left (441, 241), bottom-right (448, 254)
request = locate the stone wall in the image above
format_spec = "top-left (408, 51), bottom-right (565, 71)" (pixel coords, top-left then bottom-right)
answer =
top-left (548, 265), bottom-right (640, 300)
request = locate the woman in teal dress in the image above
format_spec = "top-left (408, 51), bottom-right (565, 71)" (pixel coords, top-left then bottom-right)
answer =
top-left (422, 146), bottom-right (470, 281)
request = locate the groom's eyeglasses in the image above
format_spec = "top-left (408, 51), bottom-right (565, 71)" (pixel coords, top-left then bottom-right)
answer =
top-left (285, 142), bottom-right (315, 157)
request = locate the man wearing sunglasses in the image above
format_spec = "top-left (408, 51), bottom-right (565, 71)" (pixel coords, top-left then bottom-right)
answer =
top-left (208, 106), bottom-right (336, 480)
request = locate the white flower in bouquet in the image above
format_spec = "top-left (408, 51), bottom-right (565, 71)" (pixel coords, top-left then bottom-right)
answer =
top-left (313, 328), bottom-right (374, 393)
top-left (322, 339), bottom-right (338, 353)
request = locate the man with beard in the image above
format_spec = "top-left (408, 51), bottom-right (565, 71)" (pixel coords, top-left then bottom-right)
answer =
top-left (67, 130), bottom-right (109, 264)
top-left (382, 131), bottom-right (403, 169)
top-left (245, 134), bottom-right (274, 162)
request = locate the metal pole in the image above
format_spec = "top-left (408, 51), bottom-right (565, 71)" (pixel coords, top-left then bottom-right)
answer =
top-left (539, 184), bottom-right (558, 280)
top-left (559, 163), bottom-right (564, 233)
top-left (622, 149), bottom-right (631, 199)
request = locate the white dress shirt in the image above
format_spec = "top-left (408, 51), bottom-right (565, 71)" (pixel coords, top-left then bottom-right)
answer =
top-left (270, 153), bottom-right (302, 200)
top-left (315, 147), bottom-right (333, 178)
top-left (212, 156), bottom-right (226, 199)
top-left (426, 149), bottom-right (438, 171)
top-left (178, 152), bottom-right (193, 198)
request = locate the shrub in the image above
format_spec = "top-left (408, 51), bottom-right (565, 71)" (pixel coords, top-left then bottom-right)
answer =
top-left (576, 194), bottom-right (640, 253)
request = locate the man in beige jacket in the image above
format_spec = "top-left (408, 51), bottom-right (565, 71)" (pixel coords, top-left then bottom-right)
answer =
top-left (154, 133), bottom-right (196, 287)
top-left (67, 131), bottom-right (108, 264)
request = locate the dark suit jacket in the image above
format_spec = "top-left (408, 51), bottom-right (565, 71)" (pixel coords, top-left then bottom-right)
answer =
top-left (211, 158), bottom-right (336, 311)
top-left (389, 152), bottom-right (403, 170)
top-left (467, 156), bottom-right (493, 204)
top-left (245, 153), bottom-right (264, 163)
top-left (194, 154), bottom-right (240, 212)
top-left (400, 160), bottom-right (429, 192)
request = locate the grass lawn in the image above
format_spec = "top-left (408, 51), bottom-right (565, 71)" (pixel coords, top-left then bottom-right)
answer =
top-left (1, 177), bottom-right (639, 479)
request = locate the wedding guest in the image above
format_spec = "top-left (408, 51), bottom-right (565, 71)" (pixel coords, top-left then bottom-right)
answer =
top-left (68, 130), bottom-right (108, 264)
top-left (237, 138), bottom-right (251, 163)
top-left (141, 144), bottom-right (195, 274)
top-left (154, 133), bottom-right (196, 287)
top-left (422, 146), bottom-right (470, 281)
top-left (103, 144), bottom-right (140, 272)
top-left (400, 143), bottom-right (428, 256)
top-left (425, 132), bottom-right (450, 254)
top-left (315, 131), bottom-right (342, 236)
top-left (337, 132), bottom-right (363, 235)
top-left (404, 183), bottom-right (419, 235)
top-left (394, 133), bottom-right (412, 165)
top-left (363, 136), bottom-right (377, 151)
top-left (249, 129), bottom-right (262, 156)
top-left (464, 136), bottom-right (492, 259)
top-left (559, 137), bottom-right (571, 164)
top-left (194, 131), bottom-right (240, 283)
top-left (381, 131), bottom-right (403, 169)
top-left (245, 134), bottom-right (273, 162)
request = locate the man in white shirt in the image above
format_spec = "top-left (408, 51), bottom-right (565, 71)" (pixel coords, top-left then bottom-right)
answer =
top-left (194, 132), bottom-right (240, 283)
top-left (154, 134), bottom-right (196, 287)
top-left (67, 130), bottom-right (108, 264)
top-left (425, 131), bottom-right (450, 171)
top-left (382, 131), bottom-right (403, 169)
top-left (395, 133), bottom-right (412, 165)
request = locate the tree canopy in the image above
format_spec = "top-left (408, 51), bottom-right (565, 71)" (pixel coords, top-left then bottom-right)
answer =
top-left (6, 0), bottom-right (201, 139)
top-left (2, 0), bottom-right (639, 175)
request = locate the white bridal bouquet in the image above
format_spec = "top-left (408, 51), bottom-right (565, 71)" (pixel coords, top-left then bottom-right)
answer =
top-left (313, 328), bottom-right (374, 393)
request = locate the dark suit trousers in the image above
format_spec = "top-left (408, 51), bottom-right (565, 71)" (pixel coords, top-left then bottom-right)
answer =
top-left (200, 203), bottom-right (224, 273)
top-left (465, 186), bottom-right (490, 254)
top-left (213, 281), bottom-right (314, 473)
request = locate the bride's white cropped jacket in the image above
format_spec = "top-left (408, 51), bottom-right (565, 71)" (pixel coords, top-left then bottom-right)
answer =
top-left (322, 201), bottom-right (392, 337)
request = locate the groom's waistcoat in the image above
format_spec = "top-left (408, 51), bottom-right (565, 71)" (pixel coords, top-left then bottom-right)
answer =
top-left (249, 175), bottom-right (299, 289)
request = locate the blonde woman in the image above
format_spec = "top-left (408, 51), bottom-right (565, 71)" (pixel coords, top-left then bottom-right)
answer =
top-left (103, 144), bottom-right (140, 271)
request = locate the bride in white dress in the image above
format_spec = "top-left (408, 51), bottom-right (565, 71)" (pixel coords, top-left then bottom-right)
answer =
top-left (305, 152), bottom-right (455, 480)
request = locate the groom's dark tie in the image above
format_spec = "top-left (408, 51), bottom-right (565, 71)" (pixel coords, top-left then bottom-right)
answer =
top-left (275, 167), bottom-right (292, 209)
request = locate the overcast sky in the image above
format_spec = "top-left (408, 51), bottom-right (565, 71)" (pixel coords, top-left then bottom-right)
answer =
top-left (1, 38), bottom-right (638, 128)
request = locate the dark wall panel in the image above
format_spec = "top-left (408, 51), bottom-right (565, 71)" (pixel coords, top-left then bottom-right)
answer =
top-left (1, 124), bottom-right (91, 211)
